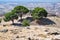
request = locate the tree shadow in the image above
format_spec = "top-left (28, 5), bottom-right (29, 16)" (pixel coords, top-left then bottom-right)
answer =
top-left (11, 23), bottom-right (22, 27)
top-left (48, 14), bottom-right (57, 17)
top-left (18, 17), bottom-right (34, 22)
top-left (26, 17), bottom-right (34, 22)
top-left (18, 19), bottom-right (24, 22)
top-left (37, 18), bottom-right (56, 25)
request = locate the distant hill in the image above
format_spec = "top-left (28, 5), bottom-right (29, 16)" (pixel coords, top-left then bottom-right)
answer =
top-left (0, 2), bottom-right (60, 16)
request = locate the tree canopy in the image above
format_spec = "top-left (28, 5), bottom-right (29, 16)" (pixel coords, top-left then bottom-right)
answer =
top-left (4, 12), bottom-right (18, 24)
top-left (13, 6), bottom-right (29, 21)
top-left (13, 6), bottom-right (29, 14)
top-left (31, 7), bottom-right (48, 19)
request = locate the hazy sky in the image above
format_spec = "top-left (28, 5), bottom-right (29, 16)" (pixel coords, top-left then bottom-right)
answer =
top-left (0, 0), bottom-right (60, 3)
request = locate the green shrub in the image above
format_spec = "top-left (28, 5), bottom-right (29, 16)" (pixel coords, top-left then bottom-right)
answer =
top-left (0, 18), bottom-right (2, 23)
top-left (22, 19), bottom-right (30, 26)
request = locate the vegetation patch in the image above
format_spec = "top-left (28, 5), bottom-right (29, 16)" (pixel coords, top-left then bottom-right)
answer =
top-left (22, 19), bottom-right (30, 26)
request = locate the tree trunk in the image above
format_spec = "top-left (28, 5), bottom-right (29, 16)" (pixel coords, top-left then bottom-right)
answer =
top-left (11, 20), bottom-right (14, 25)
top-left (20, 12), bottom-right (23, 22)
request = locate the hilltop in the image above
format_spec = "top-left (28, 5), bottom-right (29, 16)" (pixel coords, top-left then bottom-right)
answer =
top-left (0, 16), bottom-right (60, 40)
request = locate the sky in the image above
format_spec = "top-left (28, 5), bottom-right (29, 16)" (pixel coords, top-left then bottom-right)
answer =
top-left (0, 0), bottom-right (60, 3)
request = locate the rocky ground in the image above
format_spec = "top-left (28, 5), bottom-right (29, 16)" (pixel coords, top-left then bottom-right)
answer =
top-left (0, 16), bottom-right (60, 40)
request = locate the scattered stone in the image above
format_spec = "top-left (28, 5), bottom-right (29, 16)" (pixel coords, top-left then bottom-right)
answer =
top-left (45, 30), bottom-right (48, 32)
top-left (10, 30), bottom-right (13, 31)
top-left (36, 39), bottom-right (39, 40)
top-left (28, 37), bottom-right (31, 40)
top-left (20, 30), bottom-right (22, 32)
top-left (50, 32), bottom-right (60, 35)
top-left (20, 36), bottom-right (25, 38)
top-left (11, 30), bottom-right (18, 34)
top-left (31, 39), bottom-right (35, 40)
top-left (11, 39), bottom-right (15, 40)
top-left (37, 34), bottom-right (47, 38)
top-left (3, 25), bottom-right (6, 27)
top-left (0, 29), bottom-right (8, 33)
top-left (34, 27), bottom-right (38, 30)
top-left (16, 36), bottom-right (19, 38)
top-left (27, 27), bottom-right (30, 29)
top-left (33, 34), bottom-right (36, 36)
